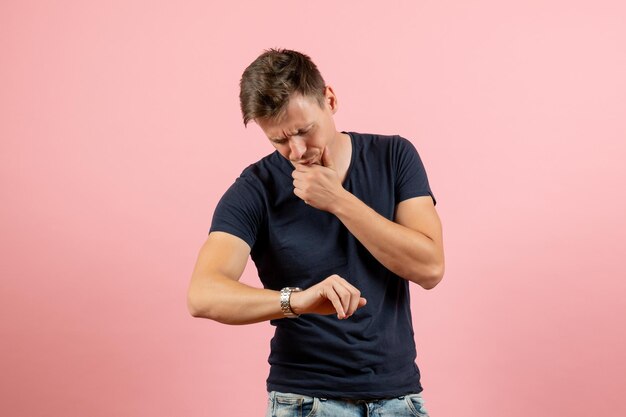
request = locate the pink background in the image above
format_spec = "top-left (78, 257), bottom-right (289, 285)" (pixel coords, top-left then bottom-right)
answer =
top-left (1, 1), bottom-right (625, 416)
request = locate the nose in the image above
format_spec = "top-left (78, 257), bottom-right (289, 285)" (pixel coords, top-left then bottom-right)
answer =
top-left (288, 136), bottom-right (307, 161)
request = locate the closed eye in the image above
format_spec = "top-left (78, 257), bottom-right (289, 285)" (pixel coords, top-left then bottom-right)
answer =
top-left (270, 125), bottom-right (313, 144)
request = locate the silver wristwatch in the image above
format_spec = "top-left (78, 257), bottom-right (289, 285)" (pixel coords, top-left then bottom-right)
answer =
top-left (280, 287), bottom-right (302, 318)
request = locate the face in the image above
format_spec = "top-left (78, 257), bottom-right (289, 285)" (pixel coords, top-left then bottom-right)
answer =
top-left (256, 86), bottom-right (340, 167)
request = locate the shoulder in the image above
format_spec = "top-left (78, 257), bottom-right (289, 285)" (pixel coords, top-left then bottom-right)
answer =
top-left (224, 151), bottom-right (294, 206)
top-left (344, 131), bottom-right (411, 146)
top-left (238, 151), bottom-right (289, 181)
top-left (227, 151), bottom-right (288, 196)
top-left (344, 131), bottom-right (417, 156)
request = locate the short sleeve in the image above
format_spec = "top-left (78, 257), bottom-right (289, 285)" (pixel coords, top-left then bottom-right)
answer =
top-left (209, 173), bottom-right (266, 248)
top-left (394, 136), bottom-right (437, 205)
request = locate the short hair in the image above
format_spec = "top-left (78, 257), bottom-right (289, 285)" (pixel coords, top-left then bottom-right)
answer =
top-left (239, 48), bottom-right (326, 127)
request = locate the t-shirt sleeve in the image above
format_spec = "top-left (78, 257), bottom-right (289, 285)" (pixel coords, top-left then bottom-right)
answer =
top-left (208, 173), bottom-right (266, 248)
top-left (394, 136), bottom-right (437, 205)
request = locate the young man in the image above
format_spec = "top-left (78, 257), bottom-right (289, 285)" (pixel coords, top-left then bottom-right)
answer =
top-left (188, 48), bottom-right (444, 417)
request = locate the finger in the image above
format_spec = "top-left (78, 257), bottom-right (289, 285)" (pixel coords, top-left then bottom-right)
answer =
top-left (323, 286), bottom-right (346, 319)
top-left (339, 278), bottom-right (365, 318)
top-left (294, 163), bottom-right (309, 173)
top-left (345, 286), bottom-right (361, 317)
top-left (333, 282), bottom-right (354, 319)
top-left (332, 279), bottom-right (358, 317)
top-left (337, 281), bottom-right (362, 317)
top-left (293, 187), bottom-right (304, 200)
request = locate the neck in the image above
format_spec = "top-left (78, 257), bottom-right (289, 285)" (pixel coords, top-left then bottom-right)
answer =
top-left (331, 132), bottom-right (352, 182)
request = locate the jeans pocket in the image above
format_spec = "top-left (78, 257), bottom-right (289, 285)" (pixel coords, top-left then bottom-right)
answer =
top-left (272, 392), bottom-right (318, 417)
top-left (405, 393), bottom-right (429, 417)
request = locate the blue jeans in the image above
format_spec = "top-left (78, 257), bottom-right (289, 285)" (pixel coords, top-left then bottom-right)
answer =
top-left (266, 391), bottom-right (430, 417)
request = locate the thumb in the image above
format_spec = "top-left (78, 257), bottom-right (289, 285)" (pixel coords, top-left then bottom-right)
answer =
top-left (321, 146), bottom-right (335, 169)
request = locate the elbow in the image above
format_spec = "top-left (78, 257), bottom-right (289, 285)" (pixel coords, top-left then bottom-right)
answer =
top-left (424, 262), bottom-right (445, 290)
top-left (187, 292), bottom-right (204, 318)
top-left (187, 289), bottom-right (235, 324)
top-left (421, 248), bottom-right (445, 289)
top-left (411, 261), bottom-right (444, 290)
top-left (187, 276), bottom-right (243, 324)
top-left (187, 287), bottom-right (218, 320)
top-left (420, 275), bottom-right (443, 290)
top-left (187, 273), bottom-right (222, 320)
top-left (404, 242), bottom-right (445, 290)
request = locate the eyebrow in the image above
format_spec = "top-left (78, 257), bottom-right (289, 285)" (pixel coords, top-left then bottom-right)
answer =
top-left (270, 124), bottom-right (313, 141)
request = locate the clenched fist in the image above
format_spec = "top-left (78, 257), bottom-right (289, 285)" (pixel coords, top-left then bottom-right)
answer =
top-left (292, 145), bottom-right (347, 212)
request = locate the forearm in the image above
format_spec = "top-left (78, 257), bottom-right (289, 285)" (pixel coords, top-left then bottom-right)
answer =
top-left (188, 272), bottom-right (367, 324)
top-left (331, 191), bottom-right (443, 287)
top-left (188, 274), bottom-right (284, 325)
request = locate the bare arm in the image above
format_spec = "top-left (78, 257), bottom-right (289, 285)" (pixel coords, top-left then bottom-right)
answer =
top-left (332, 194), bottom-right (445, 289)
top-left (187, 231), bottom-right (282, 324)
top-left (187, 231), bottom-right (366, 324)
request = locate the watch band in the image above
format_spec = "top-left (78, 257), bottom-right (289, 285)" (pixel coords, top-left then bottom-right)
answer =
top-left (280, 287), bottom-right (302, 318)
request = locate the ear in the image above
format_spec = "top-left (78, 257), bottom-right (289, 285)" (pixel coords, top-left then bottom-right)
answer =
top-left (324, 85), bottom-right (339, 114)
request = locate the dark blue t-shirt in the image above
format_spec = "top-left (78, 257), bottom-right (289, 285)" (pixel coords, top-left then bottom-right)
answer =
top-left (209, 131), bottom-right (436, 399)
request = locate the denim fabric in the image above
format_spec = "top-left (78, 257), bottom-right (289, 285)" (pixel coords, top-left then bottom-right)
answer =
top-left (266, 391), bottom-right (430, 417)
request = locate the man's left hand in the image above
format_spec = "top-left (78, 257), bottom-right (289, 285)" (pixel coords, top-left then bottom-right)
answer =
top-left (292, 146), bottom-right (346, 212)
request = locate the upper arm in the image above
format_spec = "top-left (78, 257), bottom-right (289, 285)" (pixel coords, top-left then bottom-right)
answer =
top-left (190, 231), bottom-right (251, 284)
top-left (395, 195), bottom-right (444, 261)
top-left (187, 232), bottom-right (252, 317)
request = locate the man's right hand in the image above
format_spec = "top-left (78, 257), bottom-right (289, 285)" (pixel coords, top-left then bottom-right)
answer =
top-left (289, 275), bottom-right (367, 319)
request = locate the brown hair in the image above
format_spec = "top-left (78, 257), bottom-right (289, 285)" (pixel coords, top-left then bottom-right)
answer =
top-left (239, 48), bottom-right (326, 127)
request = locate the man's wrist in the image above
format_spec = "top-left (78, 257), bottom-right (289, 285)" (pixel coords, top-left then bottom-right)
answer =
top-left (329, 188), bottom-right (353, 216)
top-left (289, 290), bottom-right (305, 315)
top-left (280, 287), bottom-right (302, 318)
